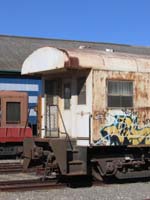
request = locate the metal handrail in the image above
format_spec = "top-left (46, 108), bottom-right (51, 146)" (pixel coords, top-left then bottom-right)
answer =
top-left (23, 106), bottom-right (31, 135)
top-left (49, 105), bottom-right (73, 150)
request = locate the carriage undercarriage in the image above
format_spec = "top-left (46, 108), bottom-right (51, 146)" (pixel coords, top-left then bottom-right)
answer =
top-left (23, 137), bottom-right (150, 181)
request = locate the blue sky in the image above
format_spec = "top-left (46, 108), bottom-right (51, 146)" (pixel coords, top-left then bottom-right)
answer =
top-left (0, 0), bottom-right (150, 46)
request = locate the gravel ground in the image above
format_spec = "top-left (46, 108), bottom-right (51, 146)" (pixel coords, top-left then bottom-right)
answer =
top-left (0, 181), bottom-right (150, 200)
top-left (0, 172), bottom-right (39, 181)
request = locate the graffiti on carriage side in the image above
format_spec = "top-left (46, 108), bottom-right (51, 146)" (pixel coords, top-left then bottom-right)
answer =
top-left (95, 110), bottom-right (150, 146)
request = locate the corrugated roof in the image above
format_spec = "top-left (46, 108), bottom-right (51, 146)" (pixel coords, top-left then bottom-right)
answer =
top-left (1, 34), bottom-right (150, 72)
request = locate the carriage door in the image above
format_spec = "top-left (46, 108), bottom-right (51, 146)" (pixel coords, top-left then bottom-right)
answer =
top-left (45, 80), bottom-right (59, 137)
top-left (75, 77), bottom-right (90, 146)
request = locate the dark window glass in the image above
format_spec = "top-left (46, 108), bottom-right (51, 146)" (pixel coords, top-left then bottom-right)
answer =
top-left (64, 83), bottom-right (71, 109)
top-left (121, 96), bottom-right (133, 107)
top-left (77, 77), bottom-right (86, 105)
top-left (45, 80), bottom-right (57, 95)
top-left (108, 96), bottom-right (121, 107)
top-left (107, 80), bottom-right (133, 108)
top-left (6, 102), bottom-right (20, 124)
top-left (45, 80), bottom-right (58, 105)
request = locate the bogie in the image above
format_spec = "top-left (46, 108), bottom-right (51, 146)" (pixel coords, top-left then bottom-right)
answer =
top-left (23, 137), bottom-right (150, 181)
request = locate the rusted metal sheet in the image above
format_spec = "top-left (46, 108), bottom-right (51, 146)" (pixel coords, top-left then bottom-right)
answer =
top-left (65, 49), bottom-right (105, 69)
top-left (0, 91), bottom-right (28, 127)
top-left (22, 47), bottom-right (150, 75)
top-left (92, 70), bottom-right (150, 146)
top-left (136, 58), bottom-right (150, 72)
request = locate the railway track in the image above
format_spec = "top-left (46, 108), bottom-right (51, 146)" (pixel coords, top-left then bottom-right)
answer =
top-left (1, 172), bottom-right (148, 192)
top-left (0, 162), bottom-right (23, 173)
top-left (0, 178), bottom-right (66, 192)
top-left (0, 177), bottom-right (104, 192)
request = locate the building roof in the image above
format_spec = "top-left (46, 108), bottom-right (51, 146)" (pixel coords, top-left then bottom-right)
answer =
top-left (1, 34), bottom-right (150, 72)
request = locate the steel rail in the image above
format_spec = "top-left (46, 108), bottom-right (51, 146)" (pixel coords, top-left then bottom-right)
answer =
top-left (0, 162), bottom-right (23, 173)
top-left (0, 179), bottom-right (66, 192)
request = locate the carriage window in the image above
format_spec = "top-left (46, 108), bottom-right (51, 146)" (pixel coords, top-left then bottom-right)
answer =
top-left (45, 80), bottom-right (58, 105)
top-left (107, 80), bottom-right (133, 108)
top-left (6, 102), bottom-right (21, 124)
top-left (64, 83), bottom-right (71, 109)
top-left (77, 77), bottom-right (86, 105)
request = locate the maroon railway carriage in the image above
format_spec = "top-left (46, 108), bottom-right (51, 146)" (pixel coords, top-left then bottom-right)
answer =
top-left (0, 91), bottom-right (32, 157)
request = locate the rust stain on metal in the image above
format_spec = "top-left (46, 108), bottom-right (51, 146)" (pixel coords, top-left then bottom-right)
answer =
top-left (92, 70), bottom-right (150, 141)
top-left (22, 46), bottom-right (150, 75)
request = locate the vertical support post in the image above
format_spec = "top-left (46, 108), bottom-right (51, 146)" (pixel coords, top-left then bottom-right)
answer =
top-left (89, 114), bottom-right (92, 146)
top-left (49, 104), bottom-right (51, 137)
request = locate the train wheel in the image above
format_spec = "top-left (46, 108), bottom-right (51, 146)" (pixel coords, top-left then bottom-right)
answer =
top-left (42, 151), bottom-right (61, 180)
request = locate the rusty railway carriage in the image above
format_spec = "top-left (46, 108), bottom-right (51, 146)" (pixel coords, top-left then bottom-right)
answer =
top-left (21, 46), bottom-right (150, 180)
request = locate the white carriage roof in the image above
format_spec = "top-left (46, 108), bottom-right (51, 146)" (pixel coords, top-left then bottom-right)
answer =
top-left (21, 46), bottom-right (150, 75)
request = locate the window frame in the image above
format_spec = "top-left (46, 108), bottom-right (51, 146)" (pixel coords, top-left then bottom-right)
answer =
top-left (107, 80), bottom-right (133, 108)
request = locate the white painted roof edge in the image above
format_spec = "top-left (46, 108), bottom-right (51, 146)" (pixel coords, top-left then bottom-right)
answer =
top-left (21, 47), bottom-right (69, 75)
